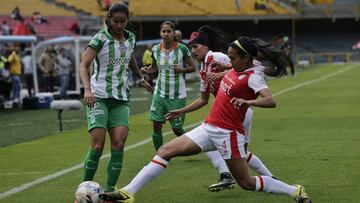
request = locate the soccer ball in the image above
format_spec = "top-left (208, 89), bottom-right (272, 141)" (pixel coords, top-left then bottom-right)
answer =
top-left (74, 181), bottom-right (103, 203)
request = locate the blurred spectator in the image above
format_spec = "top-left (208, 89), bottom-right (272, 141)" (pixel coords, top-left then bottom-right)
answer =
top-left (13, 18), bottom-right (31, 35)
top-left (39, 47), bottom-right (57, 92)
top-left (254, 0), bottom-right (274, 13)
top-left (1, 21), bottom-right (11, 35)
top-left (104, 0), bottom-right (111, 10)
top-left (142, 44), bottom-right (155, 86)
top-left (8, 46), bottom-right (22, 103)
top-left (31, 12), bottom-right (48, 24)
top-left (0, 60), bottom-right (11, 100)
top-left (272, 33), bottom-right (295, 76)
top-left (175, 30), bottom-right (182, 42)
top-left (69, 21), bottom-right (80, 35)
top-left (11, 6), bottom-right (22, 21)
top-left (235, 0), bottom-right (241, 11)
top-left (22, 49), bottom-right (34, 97)
top-left (56, 48), bottom-right (72, 99)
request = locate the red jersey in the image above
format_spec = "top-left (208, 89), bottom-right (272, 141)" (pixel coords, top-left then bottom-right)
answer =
top-left (205, 68), bottom-right (268, 134)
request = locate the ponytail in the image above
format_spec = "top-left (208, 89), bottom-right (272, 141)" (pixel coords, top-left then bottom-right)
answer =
top-left (198, 25), bottom-right (228, 53)
top-left (231, 36), bottom-right (287, 77)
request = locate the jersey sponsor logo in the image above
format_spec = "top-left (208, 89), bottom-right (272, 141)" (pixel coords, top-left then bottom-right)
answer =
top-left (89, 39), bottom-right (98, 46)
top-left (219, 80), bottom-right (233, 95)
top-left (118, 43), bottom-right (128, 51)
top-left (108, 57), bottom-right (130, 66)
top-left (98, 33), bottom-right (107, 41)
top-left (238, 74), bottom-right (246, 80)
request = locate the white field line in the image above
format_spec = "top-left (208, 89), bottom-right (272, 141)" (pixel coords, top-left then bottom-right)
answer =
top-left (0, 64), bottom-right (357, 200)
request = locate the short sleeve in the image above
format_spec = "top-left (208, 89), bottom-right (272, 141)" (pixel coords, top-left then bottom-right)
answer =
top-left (88, 32), bottom-right (106, 53)
top-left (248, 73), bottom-right (268, 93)
top-left (213, 52), bottom-right (231, 66)
top-left (179, 44), bottom-right (191, 60)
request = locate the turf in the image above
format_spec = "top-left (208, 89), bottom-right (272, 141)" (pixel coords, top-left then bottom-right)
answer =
top-left (0, 64), bottom-right (359, 203)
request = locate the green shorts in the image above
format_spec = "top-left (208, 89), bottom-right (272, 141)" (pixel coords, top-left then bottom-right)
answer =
top-left (86, 98), bottom-right (130, 131)
top-left (149, 93), bottom-right (186, 128)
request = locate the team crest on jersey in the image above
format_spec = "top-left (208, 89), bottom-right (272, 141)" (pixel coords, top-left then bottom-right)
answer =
top-left (118, 43), bottom-right (127, 51)
top-left (98, 33), bottom-right (107, 41)
top-left (238, 74), bottom-right (247, 80)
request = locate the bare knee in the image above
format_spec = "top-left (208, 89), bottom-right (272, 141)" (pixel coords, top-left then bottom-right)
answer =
top-left (157, 144), bottom-right (175, 161)
top-left (91, 144), bottom-right (104, 153)
top-left (111, 141), bottom-right (125, 150)
top-left (172, 128), bottom-right (184, 137)
top-left (237, 178), bottom-right (255, 191)
top-left (153, 122), bottom-right (163, 132)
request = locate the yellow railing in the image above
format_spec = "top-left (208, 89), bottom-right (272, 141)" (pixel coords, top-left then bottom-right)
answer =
top-left (296, 52), bottom-right (360, 65)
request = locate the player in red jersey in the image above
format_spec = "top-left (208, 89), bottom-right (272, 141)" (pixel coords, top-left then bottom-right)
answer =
top-left (99, 36), bottom-right (311, 203)
top-left (166, 25), bottom-right (275, 192)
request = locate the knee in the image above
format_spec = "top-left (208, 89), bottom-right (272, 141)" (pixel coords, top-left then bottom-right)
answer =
top-left (237, 178), bottom-right (255, 191)
top-left (157, 145), bottom-right (173, 161)
top-left (91, 145), bottom-right (104, 153)
top-left (153, 122), bottom-right (162, 132)
top-left (111, 141), bottom-right (125, 150)
top-left (172, 128), bottom-right (184, 137)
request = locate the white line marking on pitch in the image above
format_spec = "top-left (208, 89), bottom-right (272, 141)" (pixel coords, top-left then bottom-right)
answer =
top-left (0, 64), bottom-right (357, 200)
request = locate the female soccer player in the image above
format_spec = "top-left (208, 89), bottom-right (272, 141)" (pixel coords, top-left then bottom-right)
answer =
top-left (99, 36), bottom-right (311, 203)
top-left (165, 25), bottom-right (275, 192)
top-left (79, 3), bottom-right (152, 192)
top-left (140, 21), bottom-right (195, 150)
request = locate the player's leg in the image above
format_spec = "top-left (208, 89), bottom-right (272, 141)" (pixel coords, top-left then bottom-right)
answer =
top-left (149, 94), bottom-right (166, 150)
top-left (83, 98), bottom-right (108, 182)
top-left (207, 150), bottom-right (236, 192)
top-left (243, 108), bottom-right (274, 177)
top-left (224, 131), bottom-right (311, 203)
top-left (106, 101), bottom-right (131, 191)
top-left (99, 123), bottom-right (214, 202)
top-left (169, 97), bottom-right (186, 136)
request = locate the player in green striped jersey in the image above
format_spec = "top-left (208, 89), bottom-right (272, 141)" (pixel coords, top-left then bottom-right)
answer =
top-left (141, 21), bottom-right (196, 150)
top-left (79, 3), bottom-right (152, 192)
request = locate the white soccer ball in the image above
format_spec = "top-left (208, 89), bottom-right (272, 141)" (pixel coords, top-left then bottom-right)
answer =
top-left (75, 181), bottom-right (103, 203)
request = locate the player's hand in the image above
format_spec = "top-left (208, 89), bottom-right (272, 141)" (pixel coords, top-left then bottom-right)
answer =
top-left (165, 110), bottom-right (183, 120)
top-left (139, 80), bottom-right (153, 93)
top-left (140, 66), bottom-right (151, 74)
top-left (83, 88), bottom-right (95, 108)
top-left (205, 72), bottom-right (224, 84)
top-left (172, 65), bottom-right (183, 74)
top-left (230, 97), bottom-right (250, 109)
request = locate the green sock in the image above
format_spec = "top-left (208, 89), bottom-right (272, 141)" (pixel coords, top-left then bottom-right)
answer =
top-left (83, 148), bottom-right (102, 181)
top-left (152, 131), bottom-right (163, 150)
top-left (106, 149), bottom-right (124, 191)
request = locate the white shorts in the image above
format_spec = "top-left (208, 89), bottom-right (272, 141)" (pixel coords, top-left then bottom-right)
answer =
top-left (185, 123), bottom-right (246, 160)
top-left (244, 108), bottom-right (253, 144)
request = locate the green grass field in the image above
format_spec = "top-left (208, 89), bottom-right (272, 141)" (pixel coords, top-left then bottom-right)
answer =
top-left (0, 64), bottom-right (359, 203)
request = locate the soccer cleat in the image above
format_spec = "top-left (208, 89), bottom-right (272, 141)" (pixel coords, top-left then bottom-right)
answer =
top-left (99, 188), bottom-right (134, 203)
top-left (293, 185), bottom-right (312, 203)
top-left (208, 172), bottom-right (236, 192)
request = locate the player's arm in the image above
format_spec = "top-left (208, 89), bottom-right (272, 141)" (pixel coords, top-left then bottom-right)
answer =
top-left (232, 88), bottom-right (276, 108)
top-left (173, 55), bottom-right (196, 74)
top-left (129, 56), bottom-right (153, 93)
top-left (165, 91), bottom-right (210, 120)
top-left (79, 47), bottom-right (97, 108)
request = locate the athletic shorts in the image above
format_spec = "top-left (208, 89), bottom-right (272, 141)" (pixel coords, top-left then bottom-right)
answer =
top-left (185, 123), bottom-right (246, 160)
top-left (244, 108), bottom-right (253, 144)
top-left (86, 98), bottom-right (130, 131)
top-left (149, 93), bottom-right (186, 128)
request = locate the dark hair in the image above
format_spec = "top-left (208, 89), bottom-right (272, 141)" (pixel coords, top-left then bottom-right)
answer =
top-left (230, 36), bottom-right (287, 77)
top-left (160, 20), bottom-right (176, 31)
top-left (106, 3), bottom-right (129, 27)
top-left (198, 25), bottom-right (228, 53)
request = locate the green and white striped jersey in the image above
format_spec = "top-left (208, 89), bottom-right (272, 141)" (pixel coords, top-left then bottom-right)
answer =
top-left (88, 29), bottom-right (136, 101)
top-left (152, 42), bottom-right (191, 99)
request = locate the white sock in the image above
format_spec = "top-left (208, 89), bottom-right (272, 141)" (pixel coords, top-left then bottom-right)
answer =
top-left (206, 151), bottom-right (229, 174)
top-left (255, 176), bottom-right (297, 196)
top-left (123, 155), bottom-right (168, 194)
top-left (247, 152), bottom-right (273, 177)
